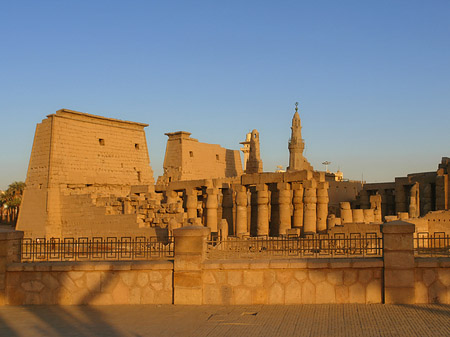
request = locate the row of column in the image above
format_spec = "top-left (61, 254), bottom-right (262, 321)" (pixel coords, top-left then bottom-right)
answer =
top-left (183, 180), bottom-right (329, 237)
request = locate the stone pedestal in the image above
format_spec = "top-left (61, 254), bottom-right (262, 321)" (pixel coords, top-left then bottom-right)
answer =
top-left (316, 182), bottom-right (329, 232)
top-left (381, 220), bottom-right (415, 304)
top-left (235, 185), bottom-right (248, 236)
top-left (256, 184), bottom-right (269, 236)
top-left (303, 180), bottom-right (317, 234)
top-left (352, 209), bottom-right (364, 223)
top-left (292, 183), bottom-right (304, 230)
top-left (173, 226), bottom-right (210, 305)
top-left (206, 188), bottom-right (218, 233)
top-left (340, 202), bottom-right (353, 224)
top-left (0, 229), bottom-right (23, 305)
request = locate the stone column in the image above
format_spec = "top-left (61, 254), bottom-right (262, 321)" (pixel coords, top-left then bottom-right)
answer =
top-left (185, 189), bottom-right (198, 220)
top-left (340, 202), bottom-right (353, 224)
top-left (206, 188), bottom-right (218, 233)
top-left (0, 229), bottom-right (23, 305)
top-left (316, 182), bottom-right (329, 232)
top-left (408, 182), bottom-right (420, 218)
top-left (256, 184), bottom-right (269, 236)
top-left (292, 183), bottom-right (304, 231)
top-left (303, 180), bottom-right (317, 234)
top-left (276, 183), bottom-right (291, 235)
top-left (235, 185), bottom-right (248, 236)
top-left (222, 188), bottom-right (234, 236)
top-left (370, 194), bottom-right (382, 223)
top-left (173, 226), bottom-right (210, 305)
top-left (381, 220), bottom-right (415, 304)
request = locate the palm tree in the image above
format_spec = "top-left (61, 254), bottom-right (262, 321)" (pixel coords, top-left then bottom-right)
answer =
top-left (0, 181), bottom-right (26, 225)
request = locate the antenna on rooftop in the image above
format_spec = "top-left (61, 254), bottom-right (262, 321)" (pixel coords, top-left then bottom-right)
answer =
top-left (322, 161), bottom-right (331, 173)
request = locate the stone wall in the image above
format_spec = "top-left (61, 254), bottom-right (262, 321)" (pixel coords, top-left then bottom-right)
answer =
top-left (415, 258), bottom-right (450, 304)
top-left (160, 131), bottom-right (243, 183)
top-left (18, 109), bottom-right (155, 238)
top-left (202, 259), bottom-right (383, 305)
top-left (5, 261), bottom-right (172, 305)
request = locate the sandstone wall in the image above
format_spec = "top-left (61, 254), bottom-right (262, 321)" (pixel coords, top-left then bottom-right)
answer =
top-left (17, 109), bottom-right (155, 238)
top-left (161, 131), bottom-right (243, 182)
top-left (202, 259), bottom-right (383, 305)
top-left (5, 261), bottom-right (172, 305)
top-left (415, 258), bottom-right (450, 304)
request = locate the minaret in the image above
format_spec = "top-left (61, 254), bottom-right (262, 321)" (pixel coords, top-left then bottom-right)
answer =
top-left (287, 102), bottom-right (312, 171)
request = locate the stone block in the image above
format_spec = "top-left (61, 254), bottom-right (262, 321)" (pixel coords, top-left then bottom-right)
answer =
top-left (383, 251), bottom-right (414, 268)
top-left (428, 281), bottom-right (447, 304)
top-left (288, 260), bottom-right (307, 269)
top-left (174, 287), bottom-right (202, 305)
top-left (438, 268), bottom-right (450, 286)
top-left (285, 279), bottom-right (302, 304)
top-left (249, 260), bottom-right (270, 269)
top-left (174, 255), bottom-right (203, 271)
top-left (330, 261), bottom-right (351, 269)
top-left (384, 269), bottom-right (415, 288)
top-left (343, 270), bottom-right (358, 285)
top-left (316, 281), bottom-right (336, 304)
top-left (276, 270), bottom-right (293, 284)
top-left (227, 270), bottom-right (242, 286)
top-left (111, 263), bottom-right (132, 271)
top-left (414, 282), bottom-right (428, 303)
top-left (294, 270), bottom-right (307, 282)
top-left (243, 270), bottom-right (264, 287)
top-left (221, 261), bottom-right (249, 270)
top-left (358, 270), bottom-right (373, 284)
top-left (336, 285), bottom-right (349, 303)
top-left (326, 270), bottom-right (343, 285)
top-left (174, 271), bottom-right (202, 288)
top-left (302, 280), bottom-right (316, 304)
top-left (309, 270), bottom-right (326, 283)
top-left (366, 279), bottom-right (382, 303)
top-left (269, 260), bottom-right (290, 269)
top-left (307, 261), bottom-right (329, 269)
top-left (351, 259), bottom-right (383, 268)
top-left (268, 282), bottom-right (284, 304)
top-left (415, 258), bottom-right (439, 268)
top-left (422, 269), bottom-right (437, 286)
top-left (203, 285), bottom-right (223, 304)
top-left (383, 234), bottom-right (413, 251)
top-left (252, 288), bottom-right (268, 304)
top-left (348, 283), bottom-right (365, 303)
top-left (233, 286), bottom-right (252, 305)
top-left (385, 287), bottom-right (415, 304)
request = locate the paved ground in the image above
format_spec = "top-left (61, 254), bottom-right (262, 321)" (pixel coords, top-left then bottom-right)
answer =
top-left (0, 304), bottom-right (449, 336)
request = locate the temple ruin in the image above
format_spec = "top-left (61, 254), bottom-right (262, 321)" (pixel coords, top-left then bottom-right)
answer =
top-left (16, 105), bottom-right (450, 239)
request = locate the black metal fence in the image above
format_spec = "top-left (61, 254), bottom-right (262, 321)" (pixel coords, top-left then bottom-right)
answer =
top-left (21, 236), bottom-right (174, 262)
top-left (206, 233), bottom-right (382, 259)
top-left (415, 232), bottom-right (450, 257)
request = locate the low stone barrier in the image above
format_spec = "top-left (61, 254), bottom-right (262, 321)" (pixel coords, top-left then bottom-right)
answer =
top-left (5, 261), bottom-right (173, 305)
top-left (202, 258), bottom-right (382, 304)
top-left (415, 258), bottom-right (450, 304)
top-left (1, 221), bottom-right (450, 305)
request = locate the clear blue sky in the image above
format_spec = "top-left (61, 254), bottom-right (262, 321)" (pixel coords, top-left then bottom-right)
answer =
top-left (1, 0), bottom-right (449, 190)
